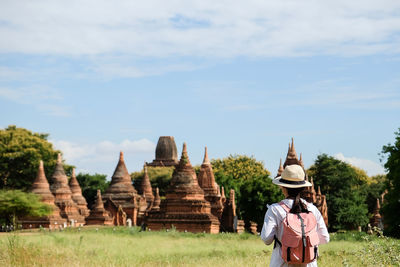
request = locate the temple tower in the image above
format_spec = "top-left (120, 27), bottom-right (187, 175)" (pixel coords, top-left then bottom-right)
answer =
top-left (151, 188), bottom-right (161, 211)
top-left (220, 189), bottom-right (245, 233)
top-left (371, 198), bottom-right (383, 229)
top-left (69, 168), bottom-right (90, 217)
top-left (20, 160), bottom-right (66, 228)
top-left (147, 136), bottom-right (179, 167)
top-left (147, 143), bottom-right (220, 233)
top-left (86, 190), bottom-right (113, 225)
top-left (50, 154), bottom-right (84, 225)
top-left (197, 146), bottom-right (223, 219)
top-left (139, 164), bottom-right (154, 208)
top-left (103, 151), bottom-right (141, 226)
top-left (283, 138), bottom-right (301, 167)
top-left (275, 159), bottom-right (284, 178)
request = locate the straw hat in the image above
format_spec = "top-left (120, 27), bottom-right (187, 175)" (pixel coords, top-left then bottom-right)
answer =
top-left (273, 164), bottom-right (312, 188)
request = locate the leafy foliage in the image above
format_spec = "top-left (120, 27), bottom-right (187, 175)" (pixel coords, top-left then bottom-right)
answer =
top-left (131, 166), bottom-right (174, 196)
top-left (0, 189), bottom-right (52, 226)
top-left (239, 174), bottom-right (283, 231)
top-left (380, 128), bottom-right (400, 237)
top-left (76, 173), bottom-right (109, 209)
top-left (211, 155), bottom-right (270, 181)
top-left (212, 155), bottom-right (281, 229)
top-left (0, 125), bottom-right (73, 190)
top-left (308, 154), bottom-right (369, 231)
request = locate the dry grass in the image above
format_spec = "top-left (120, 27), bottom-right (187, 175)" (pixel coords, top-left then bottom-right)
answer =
top-left (0, 227), bottom-right (398, 267)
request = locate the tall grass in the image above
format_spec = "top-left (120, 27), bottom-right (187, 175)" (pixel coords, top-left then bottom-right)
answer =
top-left (0, 228), bottom-right (398, 266)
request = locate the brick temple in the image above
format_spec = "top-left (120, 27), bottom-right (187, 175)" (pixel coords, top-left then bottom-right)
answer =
top-left (50, 154), bottom-right (85, 226)
top-left (146, 136), bottom-right (179, 167)
top-left (20, 160), bottom-right (66, 228)
top-left (102, 152), bottom-right (148, 226)
top-left (147, 143), bottom-right (221, 233)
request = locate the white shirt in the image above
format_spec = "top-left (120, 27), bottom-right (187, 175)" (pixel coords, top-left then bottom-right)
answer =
top-left (260, 198), bottom-right (330, 267)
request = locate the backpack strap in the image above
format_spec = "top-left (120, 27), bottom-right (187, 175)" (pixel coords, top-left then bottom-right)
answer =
top-left (278, 201), bottom-right (290, 213)
top-left (273, 235), bottom-right (281, 248)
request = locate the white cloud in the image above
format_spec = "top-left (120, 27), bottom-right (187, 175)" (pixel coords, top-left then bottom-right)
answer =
top-left (0, 86), bottom-right (71, 116)
top-left (0, 1), bottom-right (400, 57)
top-left (50, 138), bottom-right (156, 177)
top-left (334, 153), bottom-right (386, 176)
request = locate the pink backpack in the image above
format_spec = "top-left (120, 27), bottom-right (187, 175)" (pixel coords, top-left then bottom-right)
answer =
top-left (274, 201), bottom-right (320, 264)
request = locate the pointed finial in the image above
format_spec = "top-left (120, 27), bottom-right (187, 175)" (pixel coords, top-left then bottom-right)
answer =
top-left (72, 168), bottom-right (76, 177)
top-left (317, 186), bottom-right (321, 195)
top-left (182, 142), bottom-right (187, 154)
top-left (221, 186), bottom-right (226, 198)
top-left (376, 198), bottom-right (380, 210)
top-left (156, 187), bottom-right (159, 195)
top-left (291, 137), bottom-right (294, 149)
top-left (57, 153), bottom-right (62, 163)
top-left (217, 184), bottom-right (221, 196)
top-left (39, 160), bottom-right (44, 169)
top-left (203, 146), bottom-right (210, 164)
top-left (120, 151), bottom-right (124, 161)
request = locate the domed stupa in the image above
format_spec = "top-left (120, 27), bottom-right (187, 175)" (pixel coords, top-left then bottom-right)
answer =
top-left (147, 136), bottom-right (179, 167)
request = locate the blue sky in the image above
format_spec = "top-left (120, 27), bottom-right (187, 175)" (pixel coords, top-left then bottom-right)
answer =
top-left (1, 1), bottom-right (399, 178)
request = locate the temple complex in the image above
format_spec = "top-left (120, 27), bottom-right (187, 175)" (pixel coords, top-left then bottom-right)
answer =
top-left (197, 147), bottom-right (224, 219)
top-left (69, 168), bottom-right (90, 217)
top-left (277, 139), bottom-right (329, 227)
top-left (50, 154), bottom-right (85, 226)
top-left (103, 152), bottom-right (147, 226)
top-left (86, 190), bottom-right (113, 225)
top-left (147, 143), bottom-right (220, 233)
top-left (147, 136), bottom-right (179, 167)
top-left (20, 160), bottom-right (66, 228)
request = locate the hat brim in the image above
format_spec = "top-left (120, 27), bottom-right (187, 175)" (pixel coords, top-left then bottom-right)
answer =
top-left (273, 176), bottom-right (312, 188)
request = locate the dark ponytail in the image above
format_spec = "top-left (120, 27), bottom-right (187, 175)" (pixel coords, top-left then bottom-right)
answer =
top-left (286, 187), bottom-right (309, 214)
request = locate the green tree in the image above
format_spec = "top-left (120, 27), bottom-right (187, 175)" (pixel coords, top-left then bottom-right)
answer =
top-left (76, 173), bottom-right (109, 209)
top-left (240, 174), bottom-right (283, 231)
top-left (381, 128), bottom-right (400, 237)
top-left (0, 190), bottom-right (52, 227)
top-left (308, 154), bottom-right (369, 231)
top-left (131, 166), bottom-right (174, 196)
top-left (212, 155), bottom-right (270, 181)
top-left (0, 125), bottom-right (72, 190)
top-left (212, 155), bottom-right (281, 230)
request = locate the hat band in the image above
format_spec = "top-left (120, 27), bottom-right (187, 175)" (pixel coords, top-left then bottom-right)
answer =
top-left (279, 178), bottom-right (306, 185)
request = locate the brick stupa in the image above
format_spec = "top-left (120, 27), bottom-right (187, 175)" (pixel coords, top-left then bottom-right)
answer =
top-left (197, 146), bottom-right (223, 219)
top-left (147, 136), bottom-right (179, 167)
top-left (50, 154), bottom-right (85, 225)
top-left (69, 168), bottom-right (90, 217)
top-left (220, 189), bottom-right (245, 233)
top-left (139, 165), bottom-right (154, 209)
top-left (21, 160), bottom-right (66, 228)
top-left (86, 190), bottom-right (113, 225)
top-left (147, 143), bottom-right (220, 233)
top-left (103, 151), bottom-right (143, 226)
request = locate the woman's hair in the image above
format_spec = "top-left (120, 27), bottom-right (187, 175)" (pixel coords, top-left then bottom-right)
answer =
top-left (286, 187), bottom-right (309, 214)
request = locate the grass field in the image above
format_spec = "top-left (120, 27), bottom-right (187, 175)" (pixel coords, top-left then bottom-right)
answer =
top-left (0, 227), bottom-right (399, 266)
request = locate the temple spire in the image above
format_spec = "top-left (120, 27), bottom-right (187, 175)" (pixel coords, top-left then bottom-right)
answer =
top-left (94, 190), bottom-right (104, 210)
top-left (299, 153), bottom-right (304, 168)
top-left (276, 158), bottom-right (284, 178)
top-left (283, 137), bottom-right (300, 167)
top-left (203, 146), bottom-right (210, 165)
top-left (179, 142), bottom-right (191, 166)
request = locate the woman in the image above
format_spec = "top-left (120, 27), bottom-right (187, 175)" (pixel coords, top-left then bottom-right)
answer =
top-left (261, 164), bottom-right (329, 267)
